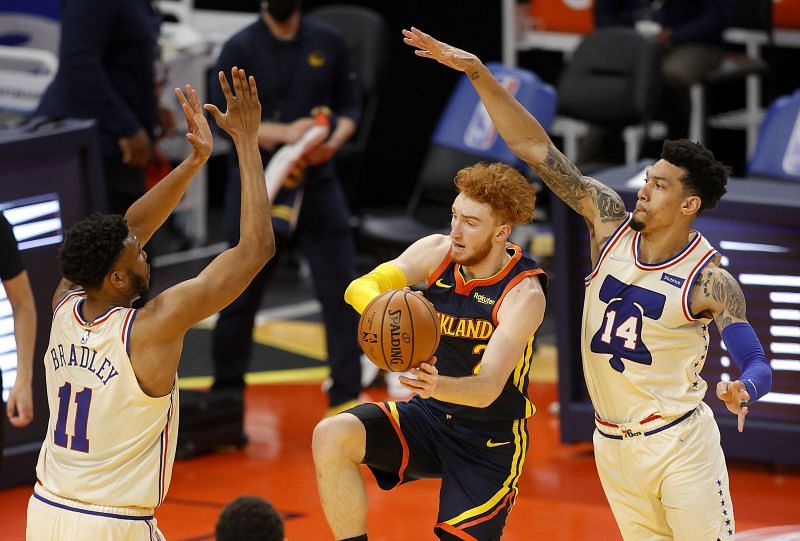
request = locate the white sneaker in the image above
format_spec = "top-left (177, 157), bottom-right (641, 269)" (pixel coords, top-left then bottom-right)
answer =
top-left (360, 353), bottom-right (380, 387)
top-left (385, 370), bottom-right (413, 399)
top-left (321, 354), bottom-right (381, 393)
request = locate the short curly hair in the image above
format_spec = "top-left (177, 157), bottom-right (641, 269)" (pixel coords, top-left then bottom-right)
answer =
top-left (454, 162), bottom-right (535, 227)
top-left (215, 495), bottom-right (284, 541)
top-left (661, 139), bottom-right (729, 213)
top-left (58, 213), bottom-right (129, 290)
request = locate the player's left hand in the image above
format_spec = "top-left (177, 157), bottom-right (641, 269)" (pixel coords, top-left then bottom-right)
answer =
top-left (6, 381), bottom-right (33, 428)
top-left (716, 380), bottom-right (750, 432)
top-left (400, 357), bottom-right (438, 398)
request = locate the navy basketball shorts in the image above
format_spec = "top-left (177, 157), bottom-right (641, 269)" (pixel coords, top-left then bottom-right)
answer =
top-left (348, 397), bottom-right (530, 541)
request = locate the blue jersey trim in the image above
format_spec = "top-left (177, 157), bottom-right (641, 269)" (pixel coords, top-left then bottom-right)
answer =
top-left (33, 492), bottom-right (153, 520)
top-left (124, 309), bottom-right (138, 356)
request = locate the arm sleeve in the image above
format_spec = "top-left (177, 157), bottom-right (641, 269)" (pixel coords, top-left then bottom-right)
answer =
top-left (721, 322), bottom-right (773, 402)
top-left (594, 0), bottom-right (634, 28)
top-left (0, 213), bottom-right (24, 280)
top-left (330, 36), bottom-right (362, 124)
top-left (344, 263), bottom-right (407, 314)
top-left (57, 0), bottom-right (140, 138)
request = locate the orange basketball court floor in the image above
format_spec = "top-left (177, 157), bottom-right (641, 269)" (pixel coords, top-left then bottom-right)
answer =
top-left (2, 379), bottom-right (799, 540)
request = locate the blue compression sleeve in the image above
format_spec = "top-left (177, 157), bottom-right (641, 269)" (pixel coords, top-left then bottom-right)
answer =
top-left (721, 322), bottom-right (772, 402)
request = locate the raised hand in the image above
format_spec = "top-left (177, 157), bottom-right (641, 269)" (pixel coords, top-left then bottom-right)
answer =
top-left (204, 67), bottom-right (262, 142)
top-left (716, 380), bottom-right (750, 432)
top-left (402, 27), bottom-right (480, 73)
top-left (175, 83), bottom-right (212, 161)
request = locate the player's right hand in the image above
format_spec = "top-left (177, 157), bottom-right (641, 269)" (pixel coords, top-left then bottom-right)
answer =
top-left (175, 83), bottom-right (212, 162)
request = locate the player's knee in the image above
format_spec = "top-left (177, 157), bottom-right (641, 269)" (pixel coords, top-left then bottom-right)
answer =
top-left (312, 413), bottom-right (365, 465)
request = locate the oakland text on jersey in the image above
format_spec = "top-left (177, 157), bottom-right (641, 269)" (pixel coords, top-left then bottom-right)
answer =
top-left (49, 343), bottom-right (120, 386)
top-left (437, 312), bottom-right (494, 340)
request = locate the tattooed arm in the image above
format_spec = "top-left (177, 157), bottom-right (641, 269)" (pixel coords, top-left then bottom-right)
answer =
top-left (402, 27), bottom-right (627, 251)
top-left (692, 264), bottom-right (772, 431)
top-left (691, 265), bottom-right (746, 331)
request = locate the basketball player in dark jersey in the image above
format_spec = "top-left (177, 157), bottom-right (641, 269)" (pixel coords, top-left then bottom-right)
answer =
top-left (313, 162), bottom-right (548, 540)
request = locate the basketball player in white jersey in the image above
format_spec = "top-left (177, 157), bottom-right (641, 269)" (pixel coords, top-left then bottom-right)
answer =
top-left (403, 28), bottom-right (773, 540)
top-left (27, 67), bottom-right (274, 540)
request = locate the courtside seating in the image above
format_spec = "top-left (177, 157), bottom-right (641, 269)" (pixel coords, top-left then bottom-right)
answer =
top-left (747, 89), bottom-right (800, 183)
top-left (554, 27), bottom-right (662, 166)
top-left (0, 0), bottom-right (60, 122)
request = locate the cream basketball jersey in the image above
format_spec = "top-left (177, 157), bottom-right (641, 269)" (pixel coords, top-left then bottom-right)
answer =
top-left (36, 289), bottom-right (179, 509)
top-left (581, 214), bottom-right (719, 424)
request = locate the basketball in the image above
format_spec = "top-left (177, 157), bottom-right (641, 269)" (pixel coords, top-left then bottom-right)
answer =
top-left (358, 290), bottom-right (441, 372)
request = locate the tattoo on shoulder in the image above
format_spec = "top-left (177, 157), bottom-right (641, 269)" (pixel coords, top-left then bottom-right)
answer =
top-left (537, 146), bottom-right (588, 213)
top-left (696, 268), bottom-right (746, 330)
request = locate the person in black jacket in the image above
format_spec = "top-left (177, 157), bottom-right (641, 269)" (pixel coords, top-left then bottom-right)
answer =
top-left (209, 0), bottom-right (365, 414)
top-left (595, 0), bottom-right (732, 139)
top-left (0, 212), bottom-right (37, 472)
top-left (35, 0), bottom-right (175, 214)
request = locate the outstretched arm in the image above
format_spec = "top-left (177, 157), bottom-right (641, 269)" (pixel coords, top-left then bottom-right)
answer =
top-left (402, 27), bottom-right (627, 240)
top-left (124, 84), bottom-right (213, 246)
top-left (148, 68), bottom-right (275, 330)
top-left (693, 266), bottom-right (773, 432)
top-left (130, 68), bottom-right (275, 397)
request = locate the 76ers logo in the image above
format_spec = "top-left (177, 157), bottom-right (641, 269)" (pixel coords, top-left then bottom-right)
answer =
top-left (590, 275), bottom-right (666, 373)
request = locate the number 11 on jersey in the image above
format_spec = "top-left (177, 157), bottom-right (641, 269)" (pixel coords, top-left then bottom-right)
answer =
top-left (54, 382), bottom-right (92, 453)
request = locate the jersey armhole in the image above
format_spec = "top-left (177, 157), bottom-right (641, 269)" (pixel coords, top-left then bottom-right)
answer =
top-left (682, 249), bottom-right (719, 322)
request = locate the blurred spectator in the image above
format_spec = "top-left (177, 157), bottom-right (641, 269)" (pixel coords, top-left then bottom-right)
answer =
top-left (216, 495), bottom-right (285, 541)
top-left (0, 212), bottom-right (37, 472)
top-left (34, 0), bottom-right (175, 215)
top-left (595, 0), bottom-right (732, 139)
top-left (209, 0), bottom-right (365, 414)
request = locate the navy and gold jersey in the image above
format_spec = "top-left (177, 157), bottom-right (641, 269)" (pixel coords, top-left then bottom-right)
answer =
top-left (423, 243), bottom-right (547, 423)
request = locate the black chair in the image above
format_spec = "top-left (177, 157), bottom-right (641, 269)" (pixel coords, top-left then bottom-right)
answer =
top-left (553, 27), bottom-right (663, 166)
top-left (359, 63), bottom-right (557, 261)
top-left (690, 0), bottom-right (772, 157)
top-left (307, 4), bottom-right (389, 212)
top-left (747, 89), bottom-right (800, 183)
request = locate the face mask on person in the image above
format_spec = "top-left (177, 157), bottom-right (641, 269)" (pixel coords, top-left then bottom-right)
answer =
top-left (260, 0), bottom-right (301, 22)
